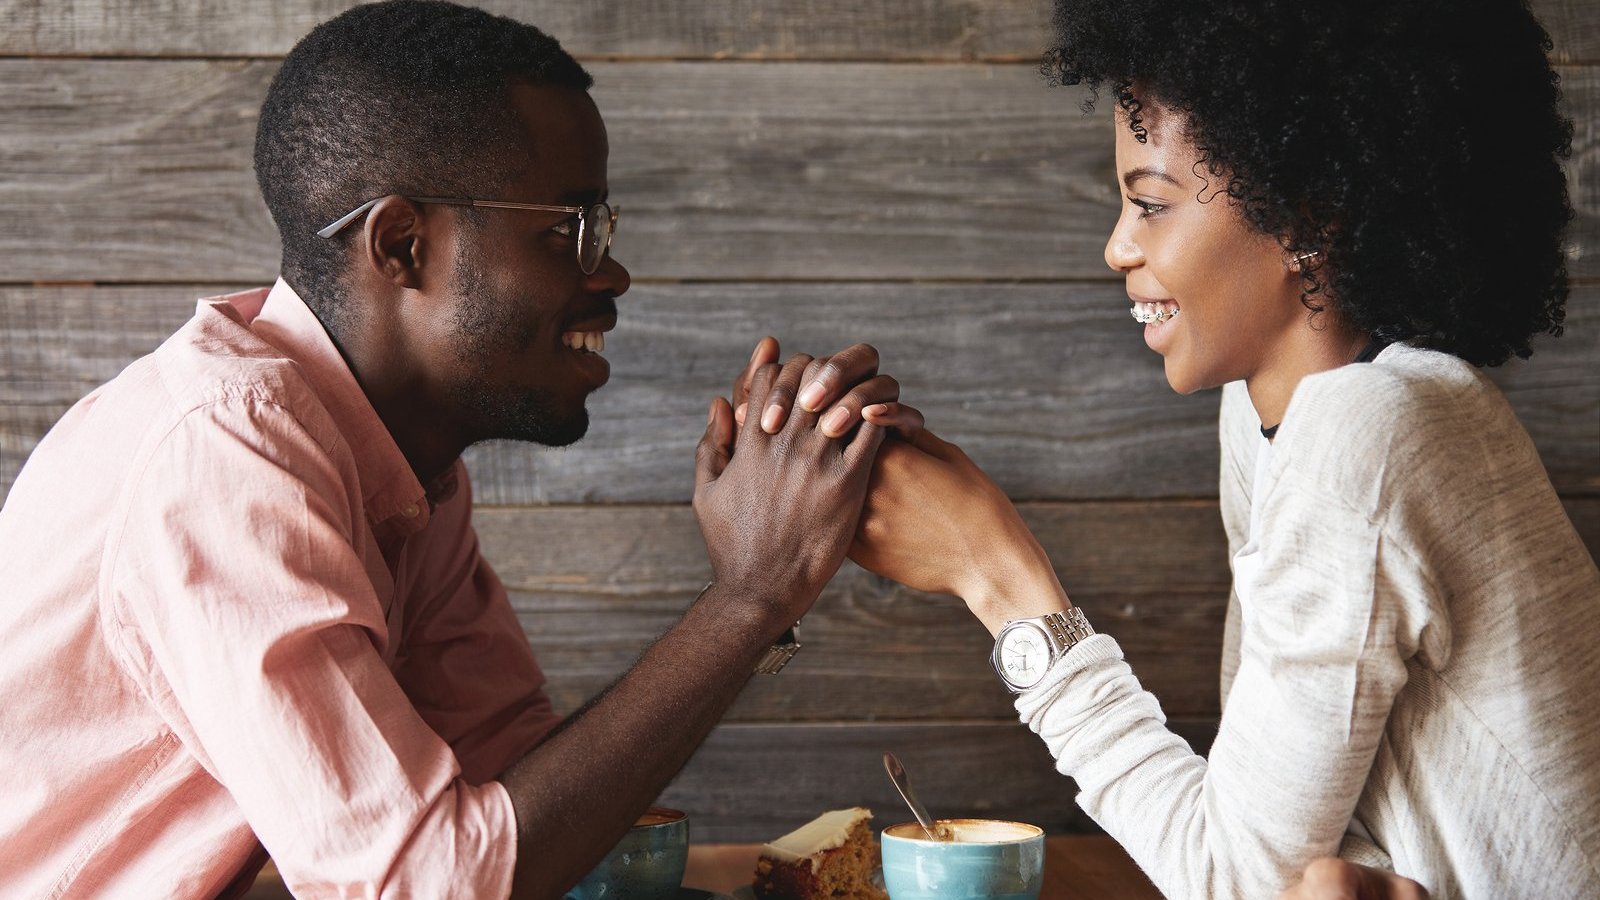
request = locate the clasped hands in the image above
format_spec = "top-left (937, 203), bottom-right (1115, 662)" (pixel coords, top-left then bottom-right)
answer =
top-left (691, 336), bottom-right (1055, 640)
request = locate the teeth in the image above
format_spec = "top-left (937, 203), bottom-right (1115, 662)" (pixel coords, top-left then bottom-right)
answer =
top-left (562, 331), bottom-right (606, 352)
top-left (1129, 301), bottom-right (1180, 325)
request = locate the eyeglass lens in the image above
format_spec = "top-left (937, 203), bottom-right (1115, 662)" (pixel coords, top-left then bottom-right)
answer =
top-left (578, 203), bottom-right (613, 274)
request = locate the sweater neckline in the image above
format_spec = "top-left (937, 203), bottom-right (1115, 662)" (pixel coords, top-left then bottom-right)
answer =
top-left (1258, 337), bottom-right (1393, 441)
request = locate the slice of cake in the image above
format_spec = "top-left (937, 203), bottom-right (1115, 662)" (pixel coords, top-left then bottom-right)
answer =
top-left (752, 807), bottom-right (887, 900)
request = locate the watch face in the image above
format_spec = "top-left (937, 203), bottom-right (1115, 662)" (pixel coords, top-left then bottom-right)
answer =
top-left (997, 623), bottom-right (1051, 689)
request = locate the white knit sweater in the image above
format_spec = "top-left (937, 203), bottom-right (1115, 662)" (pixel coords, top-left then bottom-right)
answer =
top-left (1015, 344), bottom-right (1600, 899)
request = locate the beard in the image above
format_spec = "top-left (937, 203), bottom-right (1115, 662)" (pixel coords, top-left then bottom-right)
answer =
top-left (446, 247), bottom-right (590, 447)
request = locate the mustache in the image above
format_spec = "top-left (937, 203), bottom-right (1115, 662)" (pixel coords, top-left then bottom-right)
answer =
top-left (569, 295), bottom-right (619, 323)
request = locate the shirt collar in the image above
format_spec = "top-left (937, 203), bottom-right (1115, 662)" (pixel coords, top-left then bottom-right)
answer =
top-left (201, 279), bottom-right (441, 533)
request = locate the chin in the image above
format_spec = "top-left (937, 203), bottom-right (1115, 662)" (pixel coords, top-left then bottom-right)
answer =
top-left (1162, 359), bottom-right (1201, 395)
top-left (459, 385), bottom-right (591, 447)
top-left (533, 412), bottom-right (589, 447)
top-left (1162, 349), bottom-right (1239, 395)
top-left (504, 406), bottom-right (589, 447)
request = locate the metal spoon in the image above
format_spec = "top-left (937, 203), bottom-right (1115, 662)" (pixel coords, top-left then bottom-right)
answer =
top-left (882, 751), bottom-right (949, 842)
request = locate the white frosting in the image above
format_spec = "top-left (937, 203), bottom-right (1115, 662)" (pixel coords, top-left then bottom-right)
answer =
top-left (760, 807), bottom-right (872, 865)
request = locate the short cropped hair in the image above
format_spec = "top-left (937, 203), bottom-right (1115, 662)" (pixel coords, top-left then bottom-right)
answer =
top-left (1046, 0), bottom-right (1574, 366)
top-left (254, 0), bottom-right (592, 331)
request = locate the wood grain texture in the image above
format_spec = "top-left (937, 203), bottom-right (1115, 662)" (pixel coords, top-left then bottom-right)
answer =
top-left (655, 718), bottom-right (1220, 841)
top-left (481, 497), bottom-right (1599, 723)
top-left (2, 61), bottom-right (1597, 282)
top-left (0, 0), bottom-right (1591, 64)
top-left (0, 0), bottom-right (1053, 60)
top-left (4, 283), bottom-right (1595, 503)
top-left (480, 501), bottom-right (1233, 722)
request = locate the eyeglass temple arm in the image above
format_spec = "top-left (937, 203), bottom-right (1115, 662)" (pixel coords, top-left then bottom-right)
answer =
top-left (316, 198), bottom-right (382, 239)
top-left (318, 196), bottom-right (490, 239)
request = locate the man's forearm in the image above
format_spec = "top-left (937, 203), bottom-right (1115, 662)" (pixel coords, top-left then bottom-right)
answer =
top-left (497, 583), bottom-right (781, 899)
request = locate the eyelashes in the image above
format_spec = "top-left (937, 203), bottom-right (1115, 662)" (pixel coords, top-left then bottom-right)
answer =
top-left (1128, 196), bottom-right (1168, 219)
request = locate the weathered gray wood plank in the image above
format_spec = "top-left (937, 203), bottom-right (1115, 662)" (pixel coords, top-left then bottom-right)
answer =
top-left (2, 61), bottom-right (1597, 282)
top-left (657, 718), bottom-right (1220, 841)
top-left (0, 0), bottom-right (1053, 60)
top-left (4, 283), bottom-right (1595, 504)
top-left (482, 497), bottom-right (1598, 723)
top-left (0, 0), bottom-right (1591, 64)
top-left (482, 501), bottom-right (1234, 722)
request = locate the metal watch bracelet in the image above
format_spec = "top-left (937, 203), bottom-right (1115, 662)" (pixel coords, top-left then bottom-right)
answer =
top-left (754, 622), bottom-right (801, 674)
top-left (691, 582), bottom-right (801, 674)
top-left (1045, 607), bottom-right (1095, 650)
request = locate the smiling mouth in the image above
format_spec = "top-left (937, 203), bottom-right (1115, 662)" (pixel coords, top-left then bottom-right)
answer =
top-left (1129, 300), bottom-right (1180, 325)
top-left (561, 330), bottom-right (606, 353)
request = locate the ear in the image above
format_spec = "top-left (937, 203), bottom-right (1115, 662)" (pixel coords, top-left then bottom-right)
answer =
top-left (357, 195), bottom-right (435, 290)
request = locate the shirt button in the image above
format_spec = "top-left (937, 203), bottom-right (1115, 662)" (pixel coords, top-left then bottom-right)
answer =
top-left (401, 504), bottom-right (420, 518)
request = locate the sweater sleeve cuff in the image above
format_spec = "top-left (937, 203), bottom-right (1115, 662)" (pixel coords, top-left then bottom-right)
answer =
top-left (1011, 632), bottom-right (1173, 784)
top-left (1013, 632), bottom-right (1124, 719)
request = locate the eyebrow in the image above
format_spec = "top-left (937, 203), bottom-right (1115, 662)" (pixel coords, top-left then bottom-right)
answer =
top-left (1122, 166), bottom-right (1181, 190)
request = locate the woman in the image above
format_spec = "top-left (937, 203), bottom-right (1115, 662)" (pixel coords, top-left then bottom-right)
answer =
top-left (779, 0), bottom-right (1597, 896)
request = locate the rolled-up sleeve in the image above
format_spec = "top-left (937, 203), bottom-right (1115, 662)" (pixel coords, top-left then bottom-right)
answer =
top-left (102, 397), bottom-right (517, 898)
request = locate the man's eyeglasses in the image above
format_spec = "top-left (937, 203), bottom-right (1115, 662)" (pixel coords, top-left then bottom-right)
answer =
top-left (316, 195), bottom-right (620, 275)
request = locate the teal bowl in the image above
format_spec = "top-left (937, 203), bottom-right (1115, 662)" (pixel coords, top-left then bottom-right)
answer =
top-left (881, 819), bottom-right (1045, 900)
top-left (565, 807), bottom-right (689, 900)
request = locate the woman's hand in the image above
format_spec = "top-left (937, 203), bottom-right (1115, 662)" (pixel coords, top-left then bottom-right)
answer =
top-left (849, 429), bottom-right (1070, 635)
top-left (729, 337), bottom-right (925, 440)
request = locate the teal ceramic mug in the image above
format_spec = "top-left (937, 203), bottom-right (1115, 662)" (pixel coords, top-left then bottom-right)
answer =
top-left (565, 806), bottom-right (689, 900)
top-left (881, 819), bottom-right (1045, 900)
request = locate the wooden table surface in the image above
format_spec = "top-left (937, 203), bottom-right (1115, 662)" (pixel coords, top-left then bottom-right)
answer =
top-left (684, 835), bottom-right (1160, 899)
top-left (245, 835), bottom-right (1161, 899)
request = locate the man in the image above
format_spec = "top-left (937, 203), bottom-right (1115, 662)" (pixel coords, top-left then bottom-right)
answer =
top-left (0, 2), bottom-right (905, 896)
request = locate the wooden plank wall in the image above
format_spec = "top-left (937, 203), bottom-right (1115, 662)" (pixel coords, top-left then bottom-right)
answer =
top-left (2, 1), bottom-right (1596, 843)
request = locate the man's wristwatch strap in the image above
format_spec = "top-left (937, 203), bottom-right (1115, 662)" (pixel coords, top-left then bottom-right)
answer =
top-left (754, 623), bottom-right (801, 674)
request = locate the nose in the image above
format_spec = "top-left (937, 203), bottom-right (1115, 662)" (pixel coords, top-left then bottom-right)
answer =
top-left (585, 253), bottom-right (630, 298)
top-left (1104, 207), bottom-right (1144, 273)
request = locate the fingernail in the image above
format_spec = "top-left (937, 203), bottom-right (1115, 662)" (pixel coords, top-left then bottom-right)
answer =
top-left (748, 343), bottom-right (763, 366)
top-left (708, 400), bottom-right (718, 425)
top-left (863, 404), bottom-right (888, 418)
top-left (735, 402), bottom-right (747, 425)
top-left (761, 404), bottom-right (783, 433)
top-left (797, 381), bottom-right (826, 412)
top-left (822, 408), bottom-right (851, 434)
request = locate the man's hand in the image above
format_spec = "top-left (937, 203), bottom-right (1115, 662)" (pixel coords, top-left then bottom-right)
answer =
top-left (730, 337), bottom-right (923, 439)
top-left (694, 354), bottom-right (887, 630)
top-left (849, 429), bottom-right (1069, 635)
top-left (1279, 859), bottom-right (1430, 900)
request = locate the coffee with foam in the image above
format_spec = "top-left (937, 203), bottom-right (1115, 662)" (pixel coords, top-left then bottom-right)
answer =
top-left (884, 819), bottom-right (1041, 844)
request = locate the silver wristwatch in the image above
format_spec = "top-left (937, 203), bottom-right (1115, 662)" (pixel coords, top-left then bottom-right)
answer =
top-left (991, 607), bottom-right (1094, 693)
top-left (754, 622), bottom-right (801, 674)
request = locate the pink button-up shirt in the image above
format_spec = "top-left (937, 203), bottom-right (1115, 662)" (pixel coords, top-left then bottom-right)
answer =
top-left (0, 280), bottom-right (560, 897)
